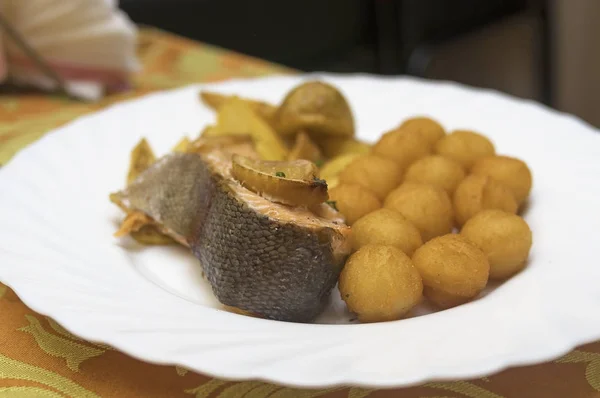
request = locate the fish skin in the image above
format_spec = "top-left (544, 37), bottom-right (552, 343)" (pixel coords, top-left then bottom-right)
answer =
top-left (114, 152), bottom-right (350, 322)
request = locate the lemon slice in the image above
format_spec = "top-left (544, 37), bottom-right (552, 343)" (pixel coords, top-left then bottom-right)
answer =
top-left (231, 155), bottom-right (328, 207)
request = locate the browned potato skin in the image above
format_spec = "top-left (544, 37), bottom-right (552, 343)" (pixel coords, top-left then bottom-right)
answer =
top-left (399, 116), bottom-right (446, 145)
top-left (351, 209), bottom-right (423, 256)
top-left (339, 155), bottom-right (403, 200)
top-left (461, 210), bottom-right (532, 279)
top-left (339, 245), bottom-right (423, 322)
top-left (412, 234), bottom-right (490, 309)
top-left (471, 155), bottom-right (533, 206)
top-left (384, 183), bottom-right (454, 242)
top-left (435, 130), bottom-right (495, 169)
top-left (329, 184), bottom-right (382, 225)
top-left (453, 174), bottom-right (518, 227)
top-left (404, 155), bottom-right (466, 195)
top-left (372, 129), bottom-right (433, 170)
top-left (423, 286), bottom-right (472, 308)
top-left (276, 81), bottom-right (355, 137)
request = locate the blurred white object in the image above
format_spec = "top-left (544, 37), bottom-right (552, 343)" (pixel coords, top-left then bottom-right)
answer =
top-left (0, 0), bottom-right (139, 100)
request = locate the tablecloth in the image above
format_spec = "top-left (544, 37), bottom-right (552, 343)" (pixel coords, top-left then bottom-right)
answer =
top-left (0, 27), bottom-right (599, 398)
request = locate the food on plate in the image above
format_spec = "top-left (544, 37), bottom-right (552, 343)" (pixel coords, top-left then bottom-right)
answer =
top-left (172, 137), bottom-right (191, 153)
top-left (112, 209), bottom-right (174, 245)
top-left (412, 234), bottom-right (489, 309)
top-left (399, 116), bottom-right (446, 145)
top-left (111, 143), bottom-right (352, 322)
top-left (404, 155), bottom-right (466, 194)
top-left (189, 135), bottom-right (258, 158)
top-left (384, 183), bottom-right (454, 242)
top-left (319, 153), bottom-right (362, 188)
top-left (315, 136), bottom-right (370, 158)
top-left (199, 124), bottom-right (219, 137)
top-left (231, 154), bottom-right (328, 207)
top-left (127, 138), bottom-right (156, 184)
top-left (287, 131), bottom-right (323, 162)
top-left (461, 210), bottom-right (533, 279)
top-left (275, 80), bottom-right (355, 137)
top-left (213, 97), bottom-right (289, 160)
top-left (199, 91), bottom-right (277, 125)
top-left (328, 183), bottom-right (381, 225)
top-left (372, 128), bottom-right (432, 170)
top-left (453, 174), bottom-right (518, 226)
top-left (435, 129), bottom-right (495, 169)
top-left (110, 79), bottom-right (537, 324)
top-left (351, 209), bottom-right (422, 256)
top-left (471, 155), bottom-right (532, 206)
top-left (116, 138), bottom-right (176, 245)
top-left (339, 245), bottom-right (423, 322)
top-left (338, 154), bottom-right (403, 200)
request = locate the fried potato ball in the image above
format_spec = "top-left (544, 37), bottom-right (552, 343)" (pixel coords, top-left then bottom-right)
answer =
top-left (329, 183), bottom-right (382, 225)
top-left (351, 209), bottom-right (423, 256)
top-left (461, 210), bottom-right (532, 279)
top-left (384, 183), bottom-right (454, 242)
top-left (399, 116), bottom-right (446, 145)
top-left (372, 129), bottom-right (433, 170)
top-left (338, 154), bottom-right (403, 200)
top-left (435, 130), bottom-right (495, 169)
top-left (422, 287), bottom-right (473, 308)
top-left (471, 155), bottom-right (533, 206)
top-left (404, 155), bottom-right (466, 194)
top-left (453, 174), bottom-right (518, 226)
top-left (412, 234), bottom-right (489, 309)
top-left (339, 245), bottom-right (423, 322)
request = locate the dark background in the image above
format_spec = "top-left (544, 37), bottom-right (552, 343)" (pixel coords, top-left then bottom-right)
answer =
top-left (120, 0), bottom-right (550, 104)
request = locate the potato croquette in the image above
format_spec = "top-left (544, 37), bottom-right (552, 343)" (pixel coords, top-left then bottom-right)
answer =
top-left (412, 234), bottom-right (490, 309)
top-left (453, 174), bottom-right (518, 226)
top-left (338, 154), bottom-right (403, 200)
top-left (329, 183), bottom-right (382, 225)
top-left (435, 130), bottom-right (495, 169)
top-left (339, 245), bottom-right (423, 322)
top-left (372, 129), bottom-right (432, 170)
top-left (404, 155), bottom-right (466, 194)
top-left (351, 209), bottom-right (423, 256)
top-left (461, 210), bottom-right (532, 279)
top-left (471, 155), bottom-right (533, 205)
top-left (400, 116), bottom-right (446, 145)
top-left (384, 183), bottom-right (454, 242)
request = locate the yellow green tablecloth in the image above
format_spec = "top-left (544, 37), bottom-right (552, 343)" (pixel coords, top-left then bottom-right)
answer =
top-left (1, 28), bottom-right (599, 398)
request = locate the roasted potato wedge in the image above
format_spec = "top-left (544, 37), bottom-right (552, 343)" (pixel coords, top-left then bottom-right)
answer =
top-left (172, 137), bottom-right (191, 153)
top-left (231, 155), bottom-right (328, 207)
top-left (200, 91), bottom-right (277, 125)
top-left (199, 124), bottom-right (219, 137)
top-left (214, 98), bottom-right (289, 160)
top-left (127, 138), bottom-right (156, 184)
top-left (287, 131), bottom-right (323, 162)
top-left (315, 136), bottom-right (370, 158)
top-left (319, 153), bottom-right (362, 188)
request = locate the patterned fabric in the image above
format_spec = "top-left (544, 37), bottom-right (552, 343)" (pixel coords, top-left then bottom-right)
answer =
top-left (0, 27), bottom-right (599, 398)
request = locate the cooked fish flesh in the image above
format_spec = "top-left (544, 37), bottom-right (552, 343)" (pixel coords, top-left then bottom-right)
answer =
top-left (112, 149), bottom-right (352, 322)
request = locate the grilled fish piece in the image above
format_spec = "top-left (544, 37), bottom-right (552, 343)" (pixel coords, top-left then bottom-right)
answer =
top-left (112, 149), bottom-right (352, 322)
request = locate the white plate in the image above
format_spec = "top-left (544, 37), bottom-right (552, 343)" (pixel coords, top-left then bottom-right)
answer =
top-left (1, 74), bottom-right (600, 388)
